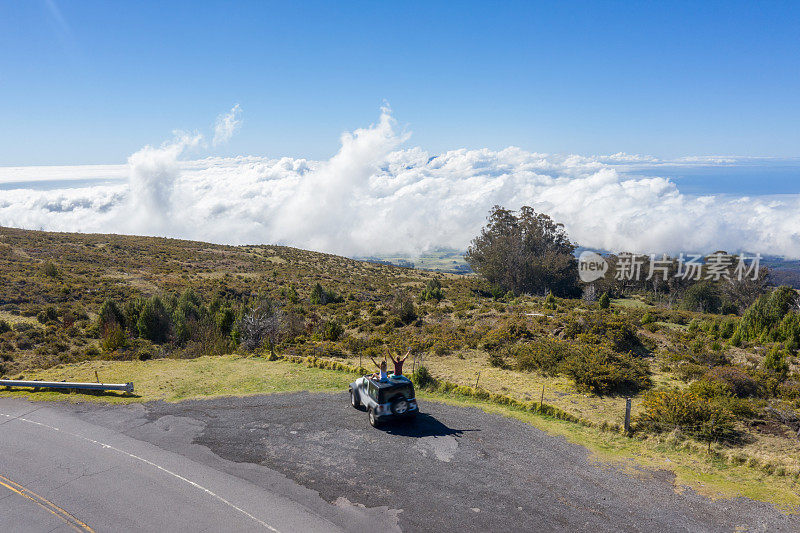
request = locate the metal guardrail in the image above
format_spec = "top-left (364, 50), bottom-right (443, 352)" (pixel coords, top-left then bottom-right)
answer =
top-left (0, 379), bottom-right (134, 393)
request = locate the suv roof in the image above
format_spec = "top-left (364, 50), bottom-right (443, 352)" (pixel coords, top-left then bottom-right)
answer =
top-left (366, 375), bottom-right (413, 390)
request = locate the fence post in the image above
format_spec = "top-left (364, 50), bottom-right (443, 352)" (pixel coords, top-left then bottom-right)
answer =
top-left (539, 385), bottom-right (545, 412)
top-left (475, 372), bottom-right (480, 389)
top-left (624, 398), bottom-right (632, 434)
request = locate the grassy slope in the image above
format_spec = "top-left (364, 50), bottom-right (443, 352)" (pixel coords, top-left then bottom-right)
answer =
top-left (2, 355), bottom-right (799, 510)
top-left (2, 227), bottom-right (800, 508)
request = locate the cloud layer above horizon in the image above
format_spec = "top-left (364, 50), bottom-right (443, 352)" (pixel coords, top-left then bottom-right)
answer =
top-left (2, 108), bottom-right (800, 258)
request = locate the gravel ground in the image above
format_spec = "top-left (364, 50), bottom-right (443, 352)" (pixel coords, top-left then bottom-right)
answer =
top-left (62, 391), bottom-right (800, 532)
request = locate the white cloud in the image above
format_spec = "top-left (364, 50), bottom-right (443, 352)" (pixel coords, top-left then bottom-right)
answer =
top-left (2, 108), bottom-right (800, 258)
top-left (213, 104), bottom-right (242, 147)
top-left (126, 130), bottom-right (202, 233)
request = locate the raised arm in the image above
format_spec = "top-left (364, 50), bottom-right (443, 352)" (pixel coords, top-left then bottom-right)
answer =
top-left (369, 356), bottom-right (381, 370)
top-left (401, 349), bottom-right (411, 362)
top-left (387, 348), bottom-right (398, 364)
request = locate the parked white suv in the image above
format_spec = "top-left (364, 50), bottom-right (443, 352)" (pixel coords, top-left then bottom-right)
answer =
top-left (349, 374), bottom-right (418, 427)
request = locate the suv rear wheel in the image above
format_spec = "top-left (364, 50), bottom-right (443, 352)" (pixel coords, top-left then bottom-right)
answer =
top-left (350, 388), bottom-right (360, 409)
top-left (368, 408), bottom-right (380, 427)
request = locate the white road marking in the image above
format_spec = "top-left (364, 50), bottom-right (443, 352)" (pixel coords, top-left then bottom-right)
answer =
top-left (0, 411), bottom-right (280, 532)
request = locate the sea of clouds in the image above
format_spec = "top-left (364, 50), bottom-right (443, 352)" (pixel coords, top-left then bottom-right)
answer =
top-left (2, 106), bottom-right (799, 258)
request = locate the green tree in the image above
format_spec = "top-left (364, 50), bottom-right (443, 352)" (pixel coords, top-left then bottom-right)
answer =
top-left (465, 206), bottom-right (579, 297)
top-left (598, 292), bottom-right (610, 309)
top-left (764, 346), bottom-right (789, 379)
top-left (97, 299), bottom-right (125, 332)
top-left (420, 278), bottom-right (444, 302)
top-left (682, 282), bottom-right (722, 313)
top-left (137, 296), bottom-right (170, 343)
top-left (310, 283), bottom-right (343, 305)
top-left (392, 292), bottom-right (417, 325)
top-left (736, 286), bottom-right (799, 342)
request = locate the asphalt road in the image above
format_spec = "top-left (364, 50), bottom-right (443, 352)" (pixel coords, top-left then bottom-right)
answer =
top-left (1, 393), bottom-right (799, 532)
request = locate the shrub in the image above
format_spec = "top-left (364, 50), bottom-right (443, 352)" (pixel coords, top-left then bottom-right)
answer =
top-left (561, 345), bottom-right (652, 395)
top-left (488, 352), bottom-right (511, 369)
top-left (215, 308), bottom-right (236, 335)
top-left (321, 320), bottom-right (344, 341)
top-left (682, 282), bottom-right (722, 313)
top-left (98, 299), bottom-right (125, 332)
top-left (512, 338), bottom-right (575, 376)
top-left (420, 279), bottom-right (444, 302)
top-left (677, 361), bottom-right (708, 381)
top-left (704, 366), bottom-right (760, 398)
top-left (637, 389), bottom-right (735, 442)
top-left (37, 306), bottom-right (58, 324)
top-left (42, 261), bottom-right (60, 278)
top-left (778, 380), bottom-right (800, 400)
top-left (736, 286), bottom-right (798, 342)
top-left (100, 325), bottom-right (127, 353)
top-left (563, 313), bottom-right (644, 354)
top-left (392, 292), bottom-right (417, 325)
top-left (688, 378), bottom-right (732, 399)
top-left (598, 292), bottom-right (610, 309)
top-left (481, 320), bottom-right (533, 351)
top-left (310, 283), bottom-right (343, 305)
top-left (0, 320), bottom-right (10, 334)
top-left (411, 365), bottom-right (436, 389)
top-left (763, 345), bottom-right (789, 378)
top-left (123, 298), bottom-right (144, 334)
top-left (719, 318), bottom-right (737, 339)
top-left (137, 296), bottom-right (170, 343)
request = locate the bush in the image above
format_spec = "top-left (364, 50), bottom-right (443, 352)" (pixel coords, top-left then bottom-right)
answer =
top-left (392, 292), bottom-right (417, 325)
top-left (136, 296), bottom-right (170, 343)
top-left (563, 313), bottom-right (644, 354)
top-left (37, 306), bottom-right (58, 324)
top-left (598, 292), bottom-right (610, 309)
top-left (481, 320), bottom-right (533, 351)
top-left (676, 362), bottom-right (709, 382)
top-left (42, 261), bottom-right (60, 278)
top-left (736, 286), bottom-right (798, 342)
top-left (688, 378), bottom-right (732, 399)
top-left (704, 366), bottom-right (760, 398)
top-left (778, 380), bottom-right (800, 400)
top-left (100, 324), bottom-right (127, 353)
top-left (321, 320), bottom-right (344, 341)
top-left (763, 345), bottom-right (789, 378)
top-left (411, 365), bottom-right (436, 389)
top-left (512, 338), bottom-right (575, 376)
top-left (0, 320), bottom-right (10, 334)
top-left (637, 389), bottom-right (735, 442)
top-left (310, 283), bottom-right (343, 305)
top-left (215, 308), bottom-right (236, 335)
top-left (561, 345), bottom-right (652, 395)
top-left (420, 279), bottom-right (444, 302)
top-left (682, 282), bottom-right (722, 313)
top-left (98, 299), bottom-right (125, 332)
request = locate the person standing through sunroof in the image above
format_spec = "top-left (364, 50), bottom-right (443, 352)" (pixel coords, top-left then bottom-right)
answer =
top-left (388, 348), bottom-right (411, 377)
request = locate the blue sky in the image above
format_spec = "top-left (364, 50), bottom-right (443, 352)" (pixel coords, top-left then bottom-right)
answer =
top-left (2, 0), bottom-right (800, 166)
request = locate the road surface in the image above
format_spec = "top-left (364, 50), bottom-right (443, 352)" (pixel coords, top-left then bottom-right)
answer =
top-left (1, 393), bottom-right (798, 532)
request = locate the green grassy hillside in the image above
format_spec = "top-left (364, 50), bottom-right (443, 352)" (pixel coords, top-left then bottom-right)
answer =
top-left (2, 225), bottom-right (800, 507)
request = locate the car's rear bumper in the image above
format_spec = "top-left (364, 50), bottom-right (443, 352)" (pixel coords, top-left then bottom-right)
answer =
top-left (374, 403), bottom-right (418, 420)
